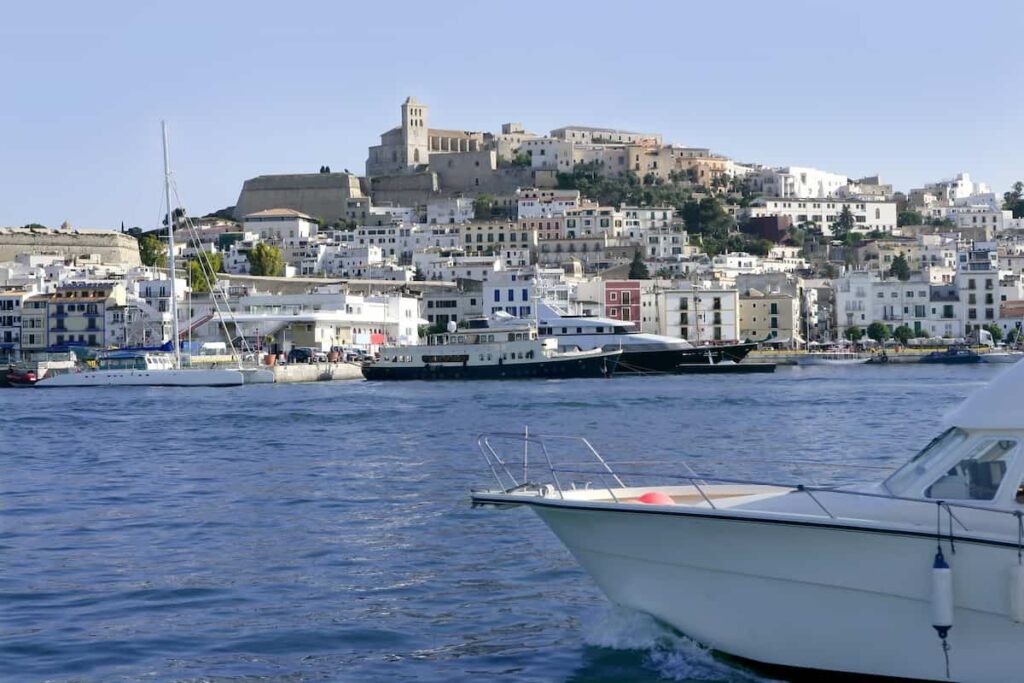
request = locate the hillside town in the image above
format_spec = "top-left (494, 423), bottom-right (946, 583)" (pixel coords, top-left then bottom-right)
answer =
top-left (3, 96), bottom-right (1024, 364)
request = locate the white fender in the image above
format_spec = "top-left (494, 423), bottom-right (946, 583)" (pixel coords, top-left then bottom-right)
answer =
top-left (931, 551), bottom-right (953, 637)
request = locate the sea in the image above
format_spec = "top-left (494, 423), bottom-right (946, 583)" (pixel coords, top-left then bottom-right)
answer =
top-left (0, 364), bottom-right (1002, 682)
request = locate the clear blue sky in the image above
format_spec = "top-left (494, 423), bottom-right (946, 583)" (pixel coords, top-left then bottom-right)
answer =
top-left (1, 0), bottom-right (1021, 229)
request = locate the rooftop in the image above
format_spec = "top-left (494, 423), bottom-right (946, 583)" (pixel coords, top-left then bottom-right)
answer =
top-left (243, 208), bottom-right (316, 220)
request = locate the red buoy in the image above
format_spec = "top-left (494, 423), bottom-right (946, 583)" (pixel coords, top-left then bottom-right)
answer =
top-left (636, 491), bottom-right (675, 505)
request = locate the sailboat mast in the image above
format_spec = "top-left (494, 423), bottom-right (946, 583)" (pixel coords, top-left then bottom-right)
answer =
top-left (162, 121), bottom-right (182, 369)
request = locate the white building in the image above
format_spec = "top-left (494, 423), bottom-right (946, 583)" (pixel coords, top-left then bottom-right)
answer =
top-left (516, 188), bottom-right (581, 218)
top-left (243, 208), bottom-right (319, 244)
top-left (427, 197), bottom-right (475, 224)
top-left (412, 250), bottom-right (503, 282)
top-left (748, 197), bottom-right (898, 235)
top-left (483, 270), bottom-right (537, 318)
top-left (621, 205), bottom-right (674, 240)
top-left (646, 283), bottom-right (740, 342)
top-left (834, 271), bottom-right (964, 339)
top-left (221, 287), bottom-right (421, 353)
top-left (746, 167), bottom-right (850, 199)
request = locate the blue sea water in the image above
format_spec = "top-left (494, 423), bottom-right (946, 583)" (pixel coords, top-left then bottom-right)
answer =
top-left (0, 364), bottom-right (1002, 682)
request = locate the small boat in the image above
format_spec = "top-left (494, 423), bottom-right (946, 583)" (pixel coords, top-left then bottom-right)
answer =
top-left (35, 350), bottom-right (244, 387)
top-left (796, 350), bottom-right (870, 366)
top-left (362, 320), bottom-right (620, 381)
top-left (471, 359), bottom-right (1024, 681)
top-left (5, 367), bottom-right (38, 387)
top-left (981, 350), bottom-right (1024, 364)
top-left (921, 345), bottom-right (983, 364)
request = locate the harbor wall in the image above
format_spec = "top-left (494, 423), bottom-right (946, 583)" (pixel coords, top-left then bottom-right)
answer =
top-left (271, 362), bottom-right (363, 383)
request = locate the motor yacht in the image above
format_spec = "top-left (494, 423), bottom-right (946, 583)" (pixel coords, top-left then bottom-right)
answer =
top-left (536, 302), bottom-right (755, 374)
top-left (363, 319), bottom-right (620, 381)
top-left (472, 362), bottom-right (1024, 681)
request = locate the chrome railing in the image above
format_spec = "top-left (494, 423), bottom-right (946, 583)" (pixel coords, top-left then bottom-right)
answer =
top-left (476, 430), bottom-right (1024, 540)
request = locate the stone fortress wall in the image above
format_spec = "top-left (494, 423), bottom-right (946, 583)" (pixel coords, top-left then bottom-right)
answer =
top-left (0, 227), bottom-right (141, 266)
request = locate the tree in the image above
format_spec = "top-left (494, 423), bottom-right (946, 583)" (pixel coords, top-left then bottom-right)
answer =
top-left (511, 151), bottom-right (531, 167)
top-left (1004, 181), bottom-right (1024, 219)
top-left (412, 266), bottom-right (426, 282)
top-left (139, 234), bottom-right (166, 267)
top-left (845, 325), bottom-right (864, 342)
top-left (897, 210), bottom-right (923, 227)
top-left (247, 243), bottom-right (285, 276)
top-left (893, 325), bottom-right (914, 345)
top-left (186, 253), bottom-right (223, 293)
top-left (834, 205), bottom-right (856, 240)
top-left (628, 250), bottom-right (650, 279)
top-left (21, 223), bottom-right (48, 230)
top-left (889, 253), bottom-right (911, 281)
top-left (866, 321), bottom-right (889, 343)
top-left (1007, 327), bottom-right (1020, 344)
top-left (473, 194), bottom-right (496, 220)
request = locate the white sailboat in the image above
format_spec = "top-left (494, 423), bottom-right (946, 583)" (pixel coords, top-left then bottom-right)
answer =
top-left (37, 123), bottom-right (244, 388)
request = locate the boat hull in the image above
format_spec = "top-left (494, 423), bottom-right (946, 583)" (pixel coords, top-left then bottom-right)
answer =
top-left (35, 368), bottom-right (245, 387)
top-left (920, 355), bottom-right (983, 364)
top-left (673, 363), bottom-right (775, 374)
top-left (524, 501), bottom-right (1024, 683)
top-left (797, 357), bottom-right (871, 366)
top-left (610, 343), bottom-right (755, 374)
top-left (362, 353), bottom-right (618, 381)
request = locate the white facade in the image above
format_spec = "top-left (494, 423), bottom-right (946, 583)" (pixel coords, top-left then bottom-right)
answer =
top-left (427, 197), bottom-right (475, 224)
top-left (517, 188), bottom-right (582, 218)
top-left (522, 138), bottom-right (574, 171)
top-left (412, 251), bottom-right (503, 282)
top-left (748, 198), bottom-right (898, 235)
top-left (484, 270), bottom-right (537, 318)
top-left (648, 285), bottom-right (740, 342)
top-left (243, 209), bottom-right (319, 244)
top-left (746, 167), bottom-right (849, 199)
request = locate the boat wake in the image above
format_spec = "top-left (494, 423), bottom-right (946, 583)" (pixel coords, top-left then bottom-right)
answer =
top-left (582, 605), bottom-right (776, 682)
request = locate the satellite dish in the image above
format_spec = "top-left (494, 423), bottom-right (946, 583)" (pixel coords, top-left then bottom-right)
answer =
top-left (446, 321), bottom-right (458, 333)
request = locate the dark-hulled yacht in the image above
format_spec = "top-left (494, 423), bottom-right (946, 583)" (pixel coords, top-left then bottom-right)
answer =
top-left (361, 319), bottom-right (620, 381)
top-left (536, 302), bottom-right (755, 374)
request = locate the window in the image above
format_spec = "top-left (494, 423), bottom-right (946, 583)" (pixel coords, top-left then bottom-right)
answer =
top-left (494, 290), bottom-right (500, 302)
top-left (925, 439), bottom-right (1017, 500)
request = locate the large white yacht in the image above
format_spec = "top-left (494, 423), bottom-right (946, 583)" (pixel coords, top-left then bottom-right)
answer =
top-left (473, 362), bottom-right (1024, 682)
top-left (36, 350), bottom-right (243, 387)
top-left (363, 319), bottom-right (620, 381)
top-left (536, 302), bottom-right (755, 374)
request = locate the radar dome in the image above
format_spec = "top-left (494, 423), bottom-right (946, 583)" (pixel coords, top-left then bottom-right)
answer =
top-left (446, 321), bottom-right (458, 333)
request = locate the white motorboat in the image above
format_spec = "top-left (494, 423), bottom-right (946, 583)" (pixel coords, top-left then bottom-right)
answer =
top-left (36, 350), bottom-right (243, 387)
top-left (797, 350), bottom-right (870, 365)
top-left (981, 350), bottom-right (1024, 364)
top-left (472, 362), bottom-right (1024, 682)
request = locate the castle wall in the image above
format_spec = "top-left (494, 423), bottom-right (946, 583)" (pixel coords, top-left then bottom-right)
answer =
top-left (233, 173), bottom-right (364, 224)
top-left (0, 227), bottom-right (141, 265)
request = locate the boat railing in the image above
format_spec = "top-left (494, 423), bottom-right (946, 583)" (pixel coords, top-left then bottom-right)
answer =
top-left (476, 430), bottom-right (1024, 535)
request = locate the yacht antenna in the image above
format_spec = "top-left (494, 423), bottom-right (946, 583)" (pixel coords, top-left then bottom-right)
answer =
top-left (162, 120), bottom-right (182, 369)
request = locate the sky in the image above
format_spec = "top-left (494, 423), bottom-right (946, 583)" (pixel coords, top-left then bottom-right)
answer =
top-left (1, 0), bottom-right (1022, 230)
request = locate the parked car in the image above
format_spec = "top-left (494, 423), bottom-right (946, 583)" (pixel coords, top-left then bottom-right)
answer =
top-left (287, 347), bottom-right (313, 364)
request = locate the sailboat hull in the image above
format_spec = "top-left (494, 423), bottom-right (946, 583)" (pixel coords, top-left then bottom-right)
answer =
top-left (36, 368), bottom-right (244, 387)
